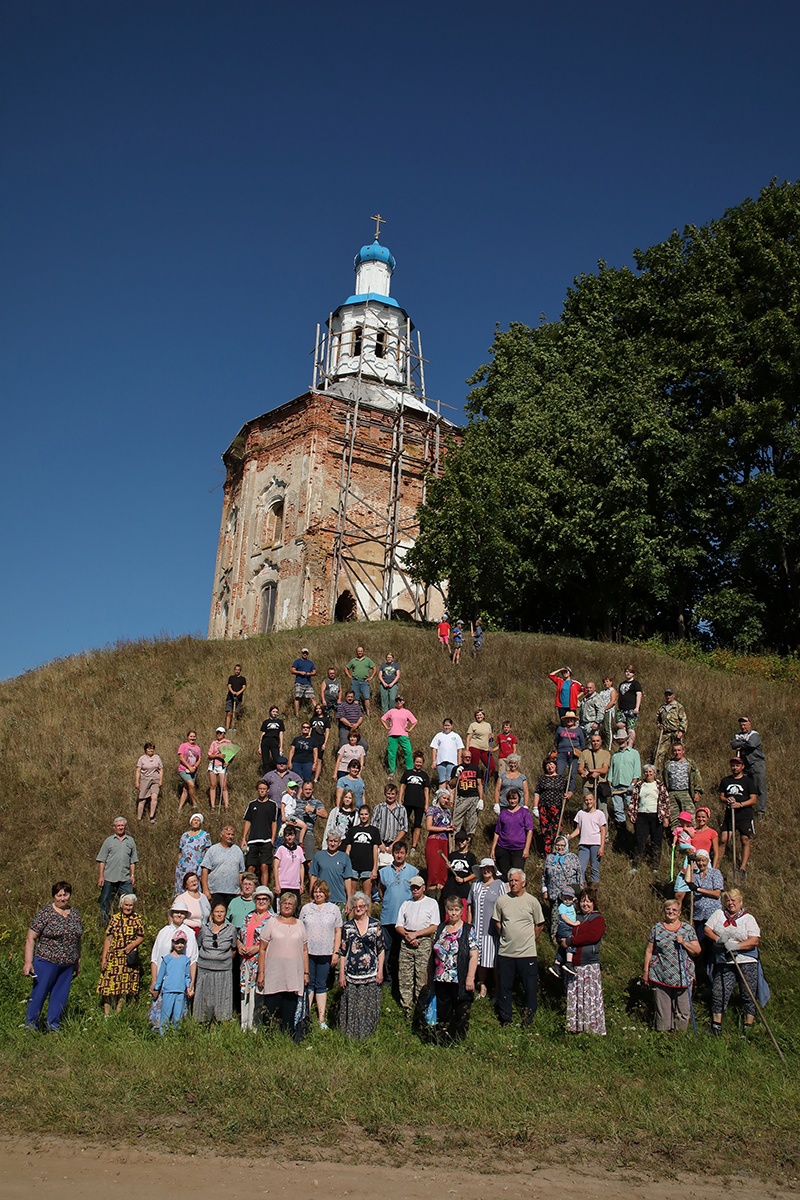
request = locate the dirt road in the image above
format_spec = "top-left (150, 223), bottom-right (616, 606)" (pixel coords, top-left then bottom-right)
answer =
top-left (1, 1138), bottom-right (794, 1200)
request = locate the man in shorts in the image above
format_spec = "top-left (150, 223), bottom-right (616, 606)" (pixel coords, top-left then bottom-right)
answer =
top-left (225, 664), bottom-right (247, 729)
top-left (718, 757), bottom-right (757, 880)
top-left (616, 665), bottom-right (643, 747)
top-left (429, 718), bottom-right (464, 784)
top-left (290, 648), bottom-right (317, 717)
top-left (345, 646), bottom-right (376, 716)
top-left (241, 780), bottom-right (278, 887)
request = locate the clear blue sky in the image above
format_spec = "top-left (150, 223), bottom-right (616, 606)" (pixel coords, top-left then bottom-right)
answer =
top-left (3, 1), bottom-right (799, 679)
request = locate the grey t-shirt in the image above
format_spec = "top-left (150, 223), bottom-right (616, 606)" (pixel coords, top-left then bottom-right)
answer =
top-left (96, 834), bottom-right (139, 882)
top-left (201, 843), bottom-right (245, 893)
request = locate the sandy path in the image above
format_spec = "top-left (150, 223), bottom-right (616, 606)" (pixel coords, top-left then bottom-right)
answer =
top-left (0, 1138), bottom-right (794, 1200)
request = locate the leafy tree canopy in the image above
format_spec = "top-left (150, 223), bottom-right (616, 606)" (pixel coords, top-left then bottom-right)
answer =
top-left (407, 180), bottom-right (800, 651)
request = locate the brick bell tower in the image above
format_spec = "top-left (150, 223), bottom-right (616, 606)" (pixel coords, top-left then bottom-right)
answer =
top-left (208, 219), bottom-right (452, 639)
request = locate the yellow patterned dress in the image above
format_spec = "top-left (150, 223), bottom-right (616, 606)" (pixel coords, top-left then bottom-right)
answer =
top-left (96, 911), bottom-right (145, 998)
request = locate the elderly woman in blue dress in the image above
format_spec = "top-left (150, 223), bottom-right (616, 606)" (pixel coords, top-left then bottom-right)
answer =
top-left (467, 858), bottom-right (506, 999)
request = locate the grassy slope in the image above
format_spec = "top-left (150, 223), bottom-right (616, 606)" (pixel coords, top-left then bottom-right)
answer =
top-left (0, 625), bottom-right (798, 1176)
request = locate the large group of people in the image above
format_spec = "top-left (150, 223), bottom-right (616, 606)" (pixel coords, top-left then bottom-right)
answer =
top-left (21, 644), bottom-right (773, 1049)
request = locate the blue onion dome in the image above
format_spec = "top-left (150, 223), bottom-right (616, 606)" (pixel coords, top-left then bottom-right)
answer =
top-left (354, 240), bottom-right (396, 272)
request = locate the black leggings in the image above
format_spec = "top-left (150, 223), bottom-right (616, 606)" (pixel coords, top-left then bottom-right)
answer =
top-left (404, 804), bottom-right (424, 831)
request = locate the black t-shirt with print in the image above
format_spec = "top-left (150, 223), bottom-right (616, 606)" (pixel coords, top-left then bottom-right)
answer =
top-left (345, 824), bottom-right (381, 873)
top-left (400, 768), bottom-right (430, 809)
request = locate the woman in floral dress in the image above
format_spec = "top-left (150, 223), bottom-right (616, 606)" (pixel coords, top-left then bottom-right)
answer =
top-left (533, 757), bottom-right (569, 855)
top-left (96, 894), bottom-right (145, 1015)
top-left (564, 887), bottom-right (607, 1036)
top-left (338, 892), bottom-right (384, 1039)
top-left (174, 812), bottom-right (212, 895)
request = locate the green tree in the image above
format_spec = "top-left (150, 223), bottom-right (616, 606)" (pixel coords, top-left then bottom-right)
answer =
top-left (409, 180), bottom-right (800, 649)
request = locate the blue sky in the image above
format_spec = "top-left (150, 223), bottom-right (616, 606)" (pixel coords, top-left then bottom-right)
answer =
top-left (2, 1), bottom-right (799, 679)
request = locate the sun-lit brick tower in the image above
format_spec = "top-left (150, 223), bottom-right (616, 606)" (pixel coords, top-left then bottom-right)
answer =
top-left (208, 221), bottom-right (452, 638)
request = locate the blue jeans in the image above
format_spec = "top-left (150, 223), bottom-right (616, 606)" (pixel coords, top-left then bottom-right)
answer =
top-left (578, 844), bottom-right (601, 883)
top-left (380, 684), bottom-right (398, 714)
top-left (351, 680), bottom-right (371, 704)
top-left (556, 753), bottom-right (578, 791)
top-left (436, 762), bottom-right (456, 783)
top-left (308, 954), bottom-right (332, 994)
top-left (610, 788), bottom-right (631, 824)
top-left (293, 760), bottom-right (314, 783)
top-left (98, 879), bottom-right (134, 925)
top-left (25, 957), bottom-right (75, 1030)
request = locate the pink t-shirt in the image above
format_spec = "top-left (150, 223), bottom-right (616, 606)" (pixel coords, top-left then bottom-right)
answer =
top-left (258, 920), bottom-right (307, 995)
top-left (382, 708), bottom-right (417, 737)
top-left (573, 809), bottom-right (607, 846)
top-left (274, 844), bottom-right (305, 890)
top-left (178, 743), bottom-right (201, 772)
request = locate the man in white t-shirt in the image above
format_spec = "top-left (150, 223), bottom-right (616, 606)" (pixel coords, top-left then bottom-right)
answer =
top-left (430, 718), bottom-right (465, 784)
top-left (150, 903), bottom-right (198, 993)
top-left (396, 877), bottom-right (439, 1016)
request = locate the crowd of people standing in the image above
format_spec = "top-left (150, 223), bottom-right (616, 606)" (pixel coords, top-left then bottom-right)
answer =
top-left (21, 640), bottom-right (772, 1048)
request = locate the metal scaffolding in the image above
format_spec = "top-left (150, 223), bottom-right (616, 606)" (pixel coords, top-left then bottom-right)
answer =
top-left (311, 304), bottom-right (448, 622)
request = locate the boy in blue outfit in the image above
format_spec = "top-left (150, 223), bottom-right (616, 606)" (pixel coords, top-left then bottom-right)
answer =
top-left (548, 886), bottom-right (579, 979)
top-left (151, 930), bottom-right (193, 1033)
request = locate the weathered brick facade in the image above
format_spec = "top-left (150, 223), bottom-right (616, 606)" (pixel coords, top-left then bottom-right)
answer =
top-left (207, 390), bottom-right (448, 638)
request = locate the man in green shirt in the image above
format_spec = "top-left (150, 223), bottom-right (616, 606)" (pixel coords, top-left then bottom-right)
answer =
top-left (345, 645), bottom-right (376, 716)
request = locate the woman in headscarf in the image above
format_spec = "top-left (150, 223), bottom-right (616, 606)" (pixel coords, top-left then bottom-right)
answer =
top-left (541, 833), bottom-right (583, 944)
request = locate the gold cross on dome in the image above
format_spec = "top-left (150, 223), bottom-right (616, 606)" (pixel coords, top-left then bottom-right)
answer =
top-left (370, 212), bottom-right (386, 241)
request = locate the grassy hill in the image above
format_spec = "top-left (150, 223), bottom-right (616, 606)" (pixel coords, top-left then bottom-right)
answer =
top-left (0, 624), bottom-right (798, 1177)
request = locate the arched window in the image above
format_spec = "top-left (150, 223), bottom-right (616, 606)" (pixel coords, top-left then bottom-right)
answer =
top-left (375, 330), bottom-right (386, 359)
top-left (263, 499), bottom-right (284, 548)
top-left (259, 583), bottom-right (277, 634)
top-left (334, 590), bottom-right (358, 623)
top-left (351, 326), bottom-right (363, 357)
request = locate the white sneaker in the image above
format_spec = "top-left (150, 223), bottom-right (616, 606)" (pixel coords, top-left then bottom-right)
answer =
top-left (319, 1021), bottom-right (329, 1031)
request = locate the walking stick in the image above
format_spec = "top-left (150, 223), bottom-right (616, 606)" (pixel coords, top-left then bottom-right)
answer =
top-left (676, 941), bottom-right (697, 1034)
top-left (727, 951), bottom-right (785, 1062)
top-left (731, 818), bottom-right (738, 884)
top-left (555, 784), bottom-right (570, 840)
